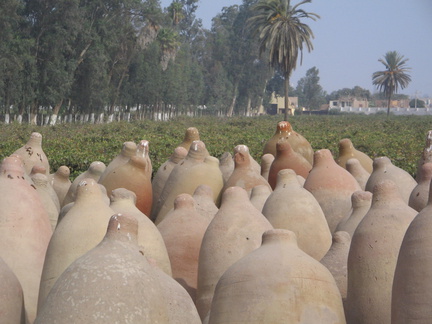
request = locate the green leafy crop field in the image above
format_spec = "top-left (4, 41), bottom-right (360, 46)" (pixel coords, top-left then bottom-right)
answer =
top-left (0, 115), bottom-right (430, 179)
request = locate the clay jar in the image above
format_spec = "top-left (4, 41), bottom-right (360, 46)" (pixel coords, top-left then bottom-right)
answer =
top-left (335, 138), bottom-right (373, 173)
top-left (260, 153), bottom-right (274, 181)
top-left (62, 161), bottom-right (106, 207)
top-left (12, 132), bottom-right (50, 175)
top-left (219, 152), bottom-right (234, 184)
top-left (392, 179), bottom-right (432, 323)
top-left (208, 229), bottom-right (346, 324)
top-left (157, 193), bottom-right (211, 302)
top-left (152, 146), bottom-right (188, 213)
top-left (48, 165), bottom-right (71, 206)
top-left (345, 158), bottom-right (370, 190)
top-left (408, 162), bottom-right (432, 212)
top-left (267, 139), bottom-right (312, 189)
top-left (222, 145), bottom-right (272, 197)
top-left (35, 214), bottom-right (170, 323)
top-left (109, 188), bottom-right (172, 276)
top-left (250, 184), bottom-right (272, 212)
top-left (335, 190), bottom-right (372, 237)
top-left (262, 121), bottom-right (314, 165)
top-left (0, 257), bottom-right (26, 324)
top-left (304, 149), bottom-right (361, 233)
top-left (38, 178), bottom-right (116, 310)
top-left (98, 141), bottom-right (137, 183)
top-left (192, 184), bottom-right (219, 222)
top-left (99, 155), bottom-right (153, 217)
top-left (136, 139), bottom-right (153, 179)
top-left (196, 186), bottom-right (273, 320)
top-left (415, 130), bottom-right (432, 182)
top-left (179, 127), bottom-right (201, 151)
top-left (345, 180), bottom-right (417, 324)
top-left (262, 169), bottom-right (332, 260)
top-left (0, 156), bottom-right (52, 323)
top-left (366, 156), bottom-right (417, 204)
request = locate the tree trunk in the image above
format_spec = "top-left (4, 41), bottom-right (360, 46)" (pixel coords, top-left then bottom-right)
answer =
top-left (49, 99), bottom-right (63, 126)
top-left (227, 83), bottom-right (238, 117)
top-left (284, 76), bottom-right (290, 121)
top-left (387, 91), bottom-right (393, 116)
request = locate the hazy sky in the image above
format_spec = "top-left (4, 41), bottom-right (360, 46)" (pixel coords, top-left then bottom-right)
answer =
top-left (160, 0), bottom-right (432, 98)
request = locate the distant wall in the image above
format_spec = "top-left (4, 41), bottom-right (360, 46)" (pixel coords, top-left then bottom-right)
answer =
top-left (337, 107), bottom-right (432, 116)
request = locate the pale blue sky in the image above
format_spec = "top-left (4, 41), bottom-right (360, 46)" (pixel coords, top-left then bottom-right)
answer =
top-left (160, 0), bottom-right (432, 98)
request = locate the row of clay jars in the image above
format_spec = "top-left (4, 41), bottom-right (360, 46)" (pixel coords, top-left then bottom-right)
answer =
top-left (207, 229), bottom-right (346, 323)
top-left (262, 120), bottom-right (314, 165)
top-left (392, 178), bottom-right (432, 323)
top-left (0, 156), bottom-right (52, 324)
top-left (345, 179), bottom-right (417, 324)
top-left (35, 214), bottom-right (201, 323)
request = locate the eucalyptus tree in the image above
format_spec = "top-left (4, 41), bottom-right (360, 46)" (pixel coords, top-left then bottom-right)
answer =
top-left (247, 0), bottom-right (319, 120)
top-left (372, 50), bottom-right (411, 116)
top-left (295, 66), bottom-right (325, 111)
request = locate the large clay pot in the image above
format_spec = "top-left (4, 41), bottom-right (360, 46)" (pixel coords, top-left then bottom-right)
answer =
top-left (320, 231), bottom-right (351, 303)
top-left (267, 139), bottom-right (312, 189)
top-left (335, 138), bottom-right (373, 173)
top-left (408, 162), bottom-right (432, 212)
top-left (336, 190), bottom-right (372, 237)
top-left (250, 184), bottom-right (272, 212)
top-left (0, 256), bottom-right (26, 324)
top-left (219, 152), bottom-right (234, 184)
top-left (109, 188), bottom-right (172, 276)
top-left (345, 180), bottom-right (417, 324)
top-left (304, 149), bottom-right (361, 233)
top-left (62, 161), bottom-right (106, 207)
top-left (223, 145), bottom-right (272, 197)
top-left (35, 214), bottom-right (170, 323)
top-left (157, 193), bottom-right (211, 302)
top-left (99, 155), bottom-right (153, 217)
top-left (12, 132), bottom-right (50, 175)
top-left (192, 184), bottom-right (219, 222)
top-left (154, 142), bottom-right (223, 224)
top-left (152, 146), bottom-right (188, 213)
top-left (0, 156), bottom-right (52, 323)
top-left (48, 165), bottom-right (71, 206)
top-left (179, 127), bottom-right (201, 151)
top-left (366, 156), bottom-right (417, 204)
top-left (415, 130), bottom-right (432, 182)
top-left (346, 158), bottom-right (370, 190)
top-left (260, 153), bottom-right (274, 181)
top-left (208, 229), bottom-right (346, 324)
top-left (262, 120), bottom-right (314, 165)
top-left (38, 178), bottom-right (116, 310)
top-left (262, 169), bottom-right (332, 260)
top-left (196, 186), bottom-right (273, 320)
top-left (391, 179), bottom-right (432, 323)
top-left (98, 141), bottom-right (137, 183)
top-left (136, 139), bottom-right (153, 179)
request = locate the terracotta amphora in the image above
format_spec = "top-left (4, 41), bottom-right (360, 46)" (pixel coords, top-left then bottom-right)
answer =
top-left (99, 155), bottom-right (153, 217)
top-left (136, 139), bottom-right (153, 179)
top-left (335, 138), bottom-right (373, 173)
top-left (192, 184), bottom-right (219, 222)
top-left (48, 165), bottom-right (71, 206)
top-left (260, 153), bottom-right (274, 181)
top-left (262, 120), bottom-right (314, 165)
top-left (262, 169), bottom-right (332, 260)
top-left (152, 146), bottom-right (188, 213)
top-left (12, 132), bottom-right (50, 175)
top-left (35, 214), bottom-right (170, 323)
top-left (208, 229), bottom-right (346, 324)
top-left (320, 231), bottom-right (351, 303)
top-left (196, 186), bottom-right (273, 320)
top-left (62, 161), bottom-right (106, 207)
top-left (267, 139), bottom-right (312, 189)
top-left (179, 127), bottom-right (202, 151)
top-left (409, 162), bottom-right (432, 212)
top-left (0, 156), bottom-right (52, 323)
top-left (250, 184), bottom-right (272, 212)
top-left (415, 130), bottom-right (432, 182)
top-left (151, 140), bottom-right (208, 221)
top-left (345, 179), bottom-right (417, 324)
top-left (391, 179), bottom-right (432, 323)
top-left (157, 193), bottom-right (211, 302)
top-left (109, 188), bottom-right (172, 276)
top-left (346, 158), bottom-right (370, 190)
top-left (336, 190), bottom-right (372, 237)
top-left (38, 178), bottom-right (116, 310)
top-left (154, 143), bottom-right (223, 224)
top-left (219, 152), bottom-right (234, 184)
top-left (222, 145), bottom-right (272, 197)
top-left (304, 149), bottom-right (361, 233)
top-left (0, 256), bottom-right (26, 324)
top-left (98, 141), bottom-right (137, 183)
top-left (366, 156), bottom-right (417, 204)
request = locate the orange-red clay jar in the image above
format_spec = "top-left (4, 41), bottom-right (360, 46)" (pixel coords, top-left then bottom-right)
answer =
top-left (208, 229), bottom-right (346, 324)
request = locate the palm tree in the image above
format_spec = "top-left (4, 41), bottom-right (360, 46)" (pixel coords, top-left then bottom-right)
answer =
top-left (247, 0), bottom-right (319, 120)
top-left (372, 51), bottom-right (411, 116)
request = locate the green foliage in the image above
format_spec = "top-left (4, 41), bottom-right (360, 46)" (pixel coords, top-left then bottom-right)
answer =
top-left (0, 115), bottom-right (430, 180)
top-left (409, 99), bottom-right (425, 108)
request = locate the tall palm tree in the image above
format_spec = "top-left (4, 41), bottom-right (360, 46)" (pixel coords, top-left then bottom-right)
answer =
top-left (247, 0), bottom-right (319, 120)
top-left (372, 51), bottom-right (411, 116)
